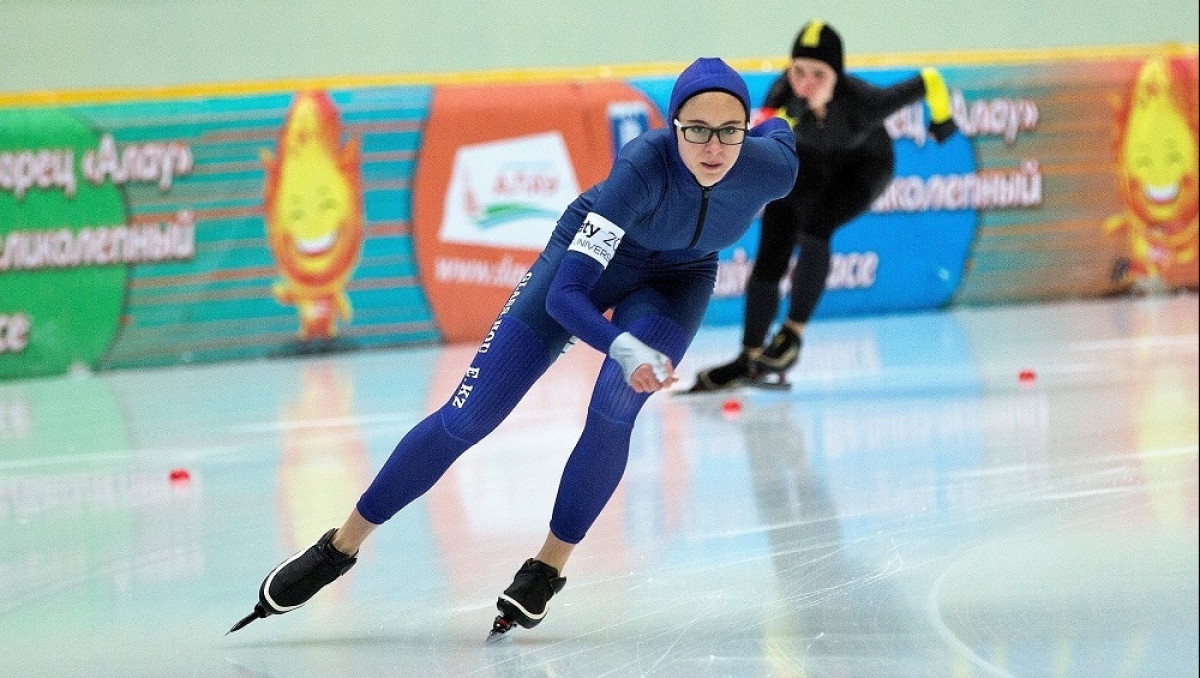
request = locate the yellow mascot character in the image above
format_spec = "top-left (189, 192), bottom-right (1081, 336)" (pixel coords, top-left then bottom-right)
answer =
top-left (263, 91), bottom-right (365, 339)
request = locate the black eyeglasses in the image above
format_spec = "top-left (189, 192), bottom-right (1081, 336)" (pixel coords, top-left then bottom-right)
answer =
top-left (673, 120), bottom-right (747, 145)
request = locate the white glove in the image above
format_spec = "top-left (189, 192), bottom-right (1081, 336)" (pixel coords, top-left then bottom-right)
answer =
top-left (608, 332), bottom-right (671, 383)
top-left (560, 336), bottom-right (578, 356)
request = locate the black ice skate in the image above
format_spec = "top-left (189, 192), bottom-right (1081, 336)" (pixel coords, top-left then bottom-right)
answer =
top-left (227, 528), bottom-right (357, 634)
top-left (685, 351), bottom-right (757, 393)
top-left (486, 559), bottom-right (566, 643)
top-left (751, 326), bottom-right (801, 388)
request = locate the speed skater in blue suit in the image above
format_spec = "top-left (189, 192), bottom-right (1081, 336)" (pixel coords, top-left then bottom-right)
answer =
top-left (229, 57), bottom-right (799, 639)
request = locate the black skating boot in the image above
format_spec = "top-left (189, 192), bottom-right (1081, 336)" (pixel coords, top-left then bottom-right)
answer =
top-left (687, 351), bottom-right (756, 393)
top-left (487, 559), bottom-right (566, 641)
top-left (754, 326), bottom-right (801, 374)
top-left (227, 528), bottom-right (357, 634)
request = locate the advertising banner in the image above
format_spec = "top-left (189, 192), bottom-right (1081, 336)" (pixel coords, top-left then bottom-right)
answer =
top-left (946, 54), bottom-right (1198, 303)
top-left (411, 82), bottom-right (660, 342)
top-left (2, 46), bottom-right (1195, 380)
top-left (2, 87), bottom-right (440, 379)
top-left (631, 49), bottom-right (1197, 325)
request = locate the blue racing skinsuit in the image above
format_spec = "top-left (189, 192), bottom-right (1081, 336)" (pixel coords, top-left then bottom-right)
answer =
top-left (356, 109), bottom-right (798, 544)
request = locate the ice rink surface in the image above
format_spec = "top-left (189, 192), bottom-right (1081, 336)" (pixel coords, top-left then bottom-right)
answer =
top-left (1, 293), bottom-right (1197, 678)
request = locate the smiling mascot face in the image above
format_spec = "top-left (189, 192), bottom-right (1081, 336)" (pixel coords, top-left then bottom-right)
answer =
top-left (263, 91), bottom-right (364, 294)
top-left (1116, 57), bottom-right (1199, 232)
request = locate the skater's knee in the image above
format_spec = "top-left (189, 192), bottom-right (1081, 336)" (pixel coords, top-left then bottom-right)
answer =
top-left (437, 405), bottom-right (490, 446)
top-left (750, 254), bottom-right (790, 283)
top-left (746, 275), bottom-right (782, 299)
top-left (797, 231), bottom-right (831, 255)
top-left (589, 388), bottom-right (642, 432)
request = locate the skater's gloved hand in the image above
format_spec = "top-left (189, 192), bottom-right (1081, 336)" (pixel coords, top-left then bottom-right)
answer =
top-left (921, 67), bottom-right (958, 143)
top-left (928, 118), bottom-right (957, 143)
top-left (608, 332), bottom-right (677, 393)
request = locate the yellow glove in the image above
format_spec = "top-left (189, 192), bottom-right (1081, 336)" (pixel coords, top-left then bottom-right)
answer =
top-left (921, 68), bottom-right (957, 142)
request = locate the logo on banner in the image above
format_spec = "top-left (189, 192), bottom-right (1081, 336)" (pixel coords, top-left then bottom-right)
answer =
top-left (412, 81), bottom-right (663, 342)
top-left (440, 132), bottom-right (581, 251)
top-left (607, 101), bottom-right (651, 156)
top-left (0, 107), bottom-right (193, 378)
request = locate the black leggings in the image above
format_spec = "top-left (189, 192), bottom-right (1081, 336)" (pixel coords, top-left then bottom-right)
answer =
top-left (742, 153), bottom-right (894, 348)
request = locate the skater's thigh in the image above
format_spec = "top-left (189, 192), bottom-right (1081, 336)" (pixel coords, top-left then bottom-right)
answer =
top-left (503, 247), bottom-right (575, 352)
top-left (610, 271), bottom-right (714, 362)
top-left (753, 201), bottom-right (802, 280)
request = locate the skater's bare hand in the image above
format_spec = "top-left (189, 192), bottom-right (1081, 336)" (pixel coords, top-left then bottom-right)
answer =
top-left (629, 360), bottom-right (677, 393)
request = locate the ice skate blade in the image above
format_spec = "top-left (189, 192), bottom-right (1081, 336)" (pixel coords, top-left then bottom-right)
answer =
top-left (676, 381), bottom-right (742, 396)
top-left (485, 629), bottom-right (513, 645)
top-left (675, 377), bottom-right (793, 396)
top-left (749, 378), bottom-right (791, 391)
top-left (226, 605), bottom-right (267, 635)
top-left (485, 614), bottom-right (515, 644)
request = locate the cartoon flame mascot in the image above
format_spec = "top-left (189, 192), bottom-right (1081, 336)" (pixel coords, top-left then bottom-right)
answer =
top-left (1105, 56), bottom-right (1199, 290)
top-left (263, 91), bottom-right (365, 339)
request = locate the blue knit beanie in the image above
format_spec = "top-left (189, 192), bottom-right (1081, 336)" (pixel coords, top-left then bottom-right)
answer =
top-left (667, 58), bottom-right (751, 122)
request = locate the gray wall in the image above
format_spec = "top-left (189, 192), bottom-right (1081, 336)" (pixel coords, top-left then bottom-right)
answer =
top-left (3, 0), bottom-right (1198, 94)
